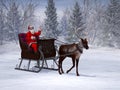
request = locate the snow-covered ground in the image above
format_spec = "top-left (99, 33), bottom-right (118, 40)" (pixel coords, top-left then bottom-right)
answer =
top-left (0, 43), bottom-right (120, 90)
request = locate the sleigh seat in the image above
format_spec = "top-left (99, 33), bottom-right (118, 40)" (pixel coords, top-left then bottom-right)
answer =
top-left (15, 33), bottom-right (58, 73)
top-left (15, 33), bottom-right (42, 72)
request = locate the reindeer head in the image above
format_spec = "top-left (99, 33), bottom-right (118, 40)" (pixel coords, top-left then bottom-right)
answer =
top-left (80, 38), bottom-right (89, 49)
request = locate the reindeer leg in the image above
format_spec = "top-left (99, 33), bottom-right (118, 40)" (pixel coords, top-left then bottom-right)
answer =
top-left (76, 58), bottom-right (80, 76)
top-left (58, 57), bottom-right (65, 75)
top-left (66, 58), bottom-right (75, 73)
top-left (61, 60), bottom-right (64, 74)
top-left (61, 57), bottom-right (65, 74)
top-left (58, 58), bottom-right (62, 74)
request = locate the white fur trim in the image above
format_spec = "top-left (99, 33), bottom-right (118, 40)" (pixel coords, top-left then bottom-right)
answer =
top-left (29, 42), bottom-right (37, 47)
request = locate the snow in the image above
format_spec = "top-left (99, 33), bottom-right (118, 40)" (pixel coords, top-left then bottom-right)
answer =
top-left (0, 43), bottom-right (120, 90)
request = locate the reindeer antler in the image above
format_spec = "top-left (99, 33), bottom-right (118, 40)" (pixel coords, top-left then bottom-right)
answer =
top-left (74, 27), bottom-right (81, 39)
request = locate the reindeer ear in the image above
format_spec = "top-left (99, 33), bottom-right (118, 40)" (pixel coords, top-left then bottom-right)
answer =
top-left (85, 38), bottom-right (87, 41)
top-left (80, 38), bottom-right (83, 41)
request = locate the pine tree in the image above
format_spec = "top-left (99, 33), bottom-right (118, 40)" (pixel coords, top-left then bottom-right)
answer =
top-left (59, 8), bottom-right (70, 36)
top-left (22, 2), bottom-right (36, 32)
top-left (44, 0), bottom-right (58, 38)
top-left (67, 2), bottom-right (85, 42)
top-left (104, 0), bottom-right (120, 47)
top-left (86, 1), bottom-right (106, 45)
top-left (0, 8), bottom-right (5, 45)
top-left (7, 2), bottom-right (21, 43)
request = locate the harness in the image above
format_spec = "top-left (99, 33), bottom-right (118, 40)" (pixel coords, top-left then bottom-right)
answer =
top-left (58, 41), bottom-right (83, 57)
top-left (76, 42), bottom-right (83, 53)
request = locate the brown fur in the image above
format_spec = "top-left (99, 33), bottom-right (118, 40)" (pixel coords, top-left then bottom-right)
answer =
top-left (58, 38), bottom-right (89, 76)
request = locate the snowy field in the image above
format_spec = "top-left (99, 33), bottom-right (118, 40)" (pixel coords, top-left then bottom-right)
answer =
top-left (0, 43), bottom-right (120, 90)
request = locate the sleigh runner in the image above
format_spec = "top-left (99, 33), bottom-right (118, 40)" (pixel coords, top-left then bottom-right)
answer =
top-left (15, 33), bottom-right (59, 72)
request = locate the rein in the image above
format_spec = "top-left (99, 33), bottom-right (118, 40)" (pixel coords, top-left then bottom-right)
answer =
top-left (76, 44), bottom-right (83, 53)
top-left (55, 39), bottom-right (68, 45)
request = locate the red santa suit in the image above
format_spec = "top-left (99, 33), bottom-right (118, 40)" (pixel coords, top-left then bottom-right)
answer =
top-left (26, 26), bottom-right (41, 53)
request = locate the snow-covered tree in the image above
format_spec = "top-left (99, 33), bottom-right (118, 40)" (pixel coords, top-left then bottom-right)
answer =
top-left (44, 0), bottom-right (59, 38)
top-left (85, 0), bottom-right (107, 45)
top-left (6, 2), bottom-right (21, 43)
top-left (67, 2), bottom-right (85, 42)
top-left (83, 0), bottom-right (90, 18)
top-left (0, 8), bottom-right (5, 45)
top-left (21, 1), bottom-right (36, 32)
top-left (102, 0), bottom-right (120, 47)
top-left (59, 8), bottom-right (71, 36)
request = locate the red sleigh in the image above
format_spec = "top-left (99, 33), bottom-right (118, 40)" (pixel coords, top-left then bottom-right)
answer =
top-left (15, 33), bottom-right (58, 72)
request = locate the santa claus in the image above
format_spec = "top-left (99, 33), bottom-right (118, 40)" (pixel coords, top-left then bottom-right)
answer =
top-left (26, 25), bottom-right (42, 53)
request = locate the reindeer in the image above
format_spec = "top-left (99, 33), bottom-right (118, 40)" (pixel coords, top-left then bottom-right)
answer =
top-left (58, 38), bottom-right (89, 76)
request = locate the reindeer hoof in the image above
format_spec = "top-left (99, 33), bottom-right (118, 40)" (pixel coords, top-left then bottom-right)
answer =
top-left (66, 70), bottom-right (70, 73)
top-left (59, 73), bottom-right (62, 75)
top-left (77, 74), bottom-right (80, 76)
top-left (59, 71), bottom-right (62, 75)
top-left (66, 71), bottom-right (69, 73)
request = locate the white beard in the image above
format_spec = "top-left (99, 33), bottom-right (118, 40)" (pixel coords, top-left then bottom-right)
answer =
top-left (30, 30), bottom-right (35, 34)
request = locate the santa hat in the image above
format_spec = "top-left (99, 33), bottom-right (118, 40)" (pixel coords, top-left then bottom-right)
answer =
top-left (28, 25), bottom-right (34, 30)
